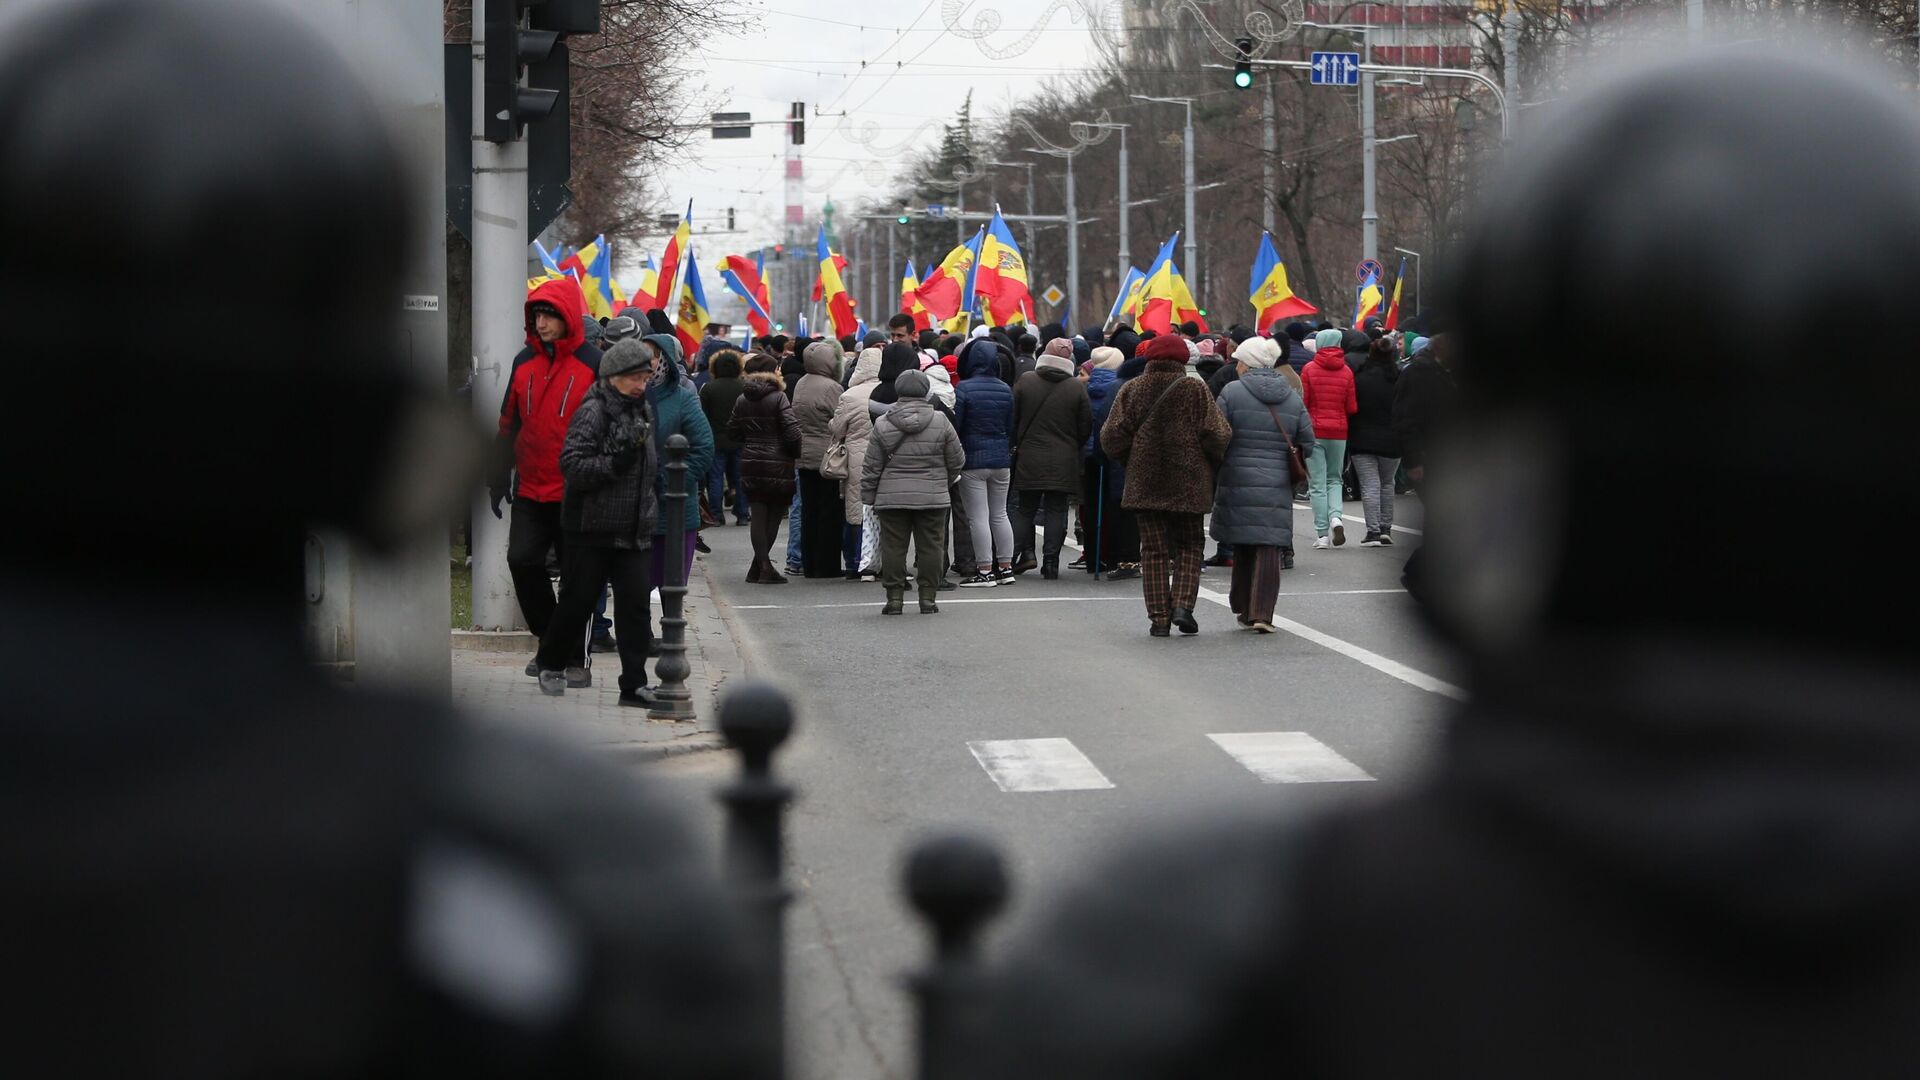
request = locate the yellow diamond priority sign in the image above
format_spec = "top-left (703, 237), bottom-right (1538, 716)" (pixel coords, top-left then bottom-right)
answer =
top-left (1041, 284), bottom-right (1065, 307)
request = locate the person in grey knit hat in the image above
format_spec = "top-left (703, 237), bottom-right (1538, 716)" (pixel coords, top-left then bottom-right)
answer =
top-left (861, 369), bottom-right (966, 614)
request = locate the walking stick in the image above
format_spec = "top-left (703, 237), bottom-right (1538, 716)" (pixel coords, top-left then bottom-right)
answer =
top-left (1094, 464), bottom-right (1105, 581)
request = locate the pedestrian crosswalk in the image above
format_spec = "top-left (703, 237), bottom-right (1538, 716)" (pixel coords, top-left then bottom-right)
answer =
top-left (965, 733), bottom-right (1374, 792)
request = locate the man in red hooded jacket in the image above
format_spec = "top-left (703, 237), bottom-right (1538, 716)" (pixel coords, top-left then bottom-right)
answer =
top-left (492, 279), bottom-right (603, 639)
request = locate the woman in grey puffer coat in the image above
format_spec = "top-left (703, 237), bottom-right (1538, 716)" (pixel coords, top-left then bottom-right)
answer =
top-left (1211, 337), bottom-right (1315, 633)
top-left (861, 368), bottom-right (966, 615)
top-left (536, 338), bottom-right (661, 700)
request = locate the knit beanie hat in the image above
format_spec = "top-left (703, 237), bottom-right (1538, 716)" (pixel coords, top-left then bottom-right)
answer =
top-left (1091, 345), bottom-right (1124, 370)
top-left (1410, 336), bottom-right (1431, 356)
top-left (894, 368), bottom-right (930, 399)
top-left (580, 317), bottom-right (604, 345)
top-left (1037, 337), bottom-right (1075, 375)
top-left (528, 299), bottom-right (563, 323)
top-left (1232, 337), bottom-right (1282, 370)
top-left (1141, 333), bottom-right (1189, 363)
top-left (1197, 338), bottom-right (1216, 357)
top-left (645, 308), bottom-right (676, 336)
top-left (1284, 322), bottom-right (1310, 342)
top-left (1071, 336), bottom-right (1091, 365)
top-left (1315, 328), bottom-right (1345, 350)
top-left (600, 338), bottom-right (654, 379)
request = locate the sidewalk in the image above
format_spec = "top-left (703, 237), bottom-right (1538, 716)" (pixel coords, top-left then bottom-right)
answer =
top-left (452, 552), bottom-right (744, 764)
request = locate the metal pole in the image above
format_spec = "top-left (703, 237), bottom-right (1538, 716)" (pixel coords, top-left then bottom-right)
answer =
top-left (1117, 127), bottom-right (1131, 289)
top-left (1022, 165), bottom-right (1036, 274)
top-left (1685, 0), bottom-right (1704, 44)
top-left (470, 0), bottom-right (527, 632)
top-left (956, 179), bottom-right (966, 245)
top-left (1261, 78), bottom-right (1277, 237)
top-left (1362, 31), bottom-right (1379, 264)
top-left (1502, 6), bottom-right (1522, 138)
top-left (888, 220), bottom-right (898, 318)
top-left (1181, 101), bottom-right (1197, 280)
top-left (1250, 57), bottom-right (1511, 140)
top-left (649, 435), bottom-right (695, 720)
top-left (717, 683), bottom-right (797, 1080)
top-left (1066, 151), bottom-right (1080, 328)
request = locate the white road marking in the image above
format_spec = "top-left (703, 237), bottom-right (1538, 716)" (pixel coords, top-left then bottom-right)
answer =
top-left (727, 596), bottom-right (1137, 611)
top-left (1208, 732), bottom-right (1375, 783)
top-left (967, 738), bottom-right (1116, 792)
top-left (1291, 501), bottom-right (1423, 535)
top-left (1060, 536), bottom-right (1467, 701)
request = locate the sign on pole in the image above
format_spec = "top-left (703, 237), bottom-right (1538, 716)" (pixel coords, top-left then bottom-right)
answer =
top-left (711, 111), bottom-right (753, 139)
top-left (1310, 51), bottom-right (1362, 86)
top-left (926, 204), bottom-right (947, 220)
top-left (1041, 284), bottom-right (1066, 307)
top-left (1356, 258), bottom-right (1385, 283)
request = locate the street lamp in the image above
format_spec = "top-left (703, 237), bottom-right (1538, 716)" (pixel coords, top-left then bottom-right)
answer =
top-left (1129, 94), bottom-right (1198, 279)
top-left (1023, 144), bottom-right (1083, 326)
top-left (1300, 21), bottom-right (1379, 264)
top-left (982, 159), bottom-right (1038, 267)
top-left (1077, 121), bottom-right (1131, 291)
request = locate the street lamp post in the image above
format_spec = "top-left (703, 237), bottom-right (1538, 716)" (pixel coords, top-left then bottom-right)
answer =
top-left (1078, 122), bottom-right (1131, 293)
top-left (1301, 22), bottom-right (1378, 263)
top-left (1130, 95), bottom-right (1197, 278)
top-left (983, 160), bottom-right (1038, 268)
top-left (1023, 145), bottom-right (1082, 326)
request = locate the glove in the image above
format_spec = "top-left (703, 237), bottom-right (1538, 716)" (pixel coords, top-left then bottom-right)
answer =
top-left (489, 487), bottom-right (510, 519)
top-left (611, 445), bottom-right (639, 474)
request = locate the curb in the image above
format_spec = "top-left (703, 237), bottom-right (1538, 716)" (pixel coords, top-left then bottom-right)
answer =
top-left (453, 628), bottom-right (537, 653)
top-left (604, 731), bottom-right (729, 764)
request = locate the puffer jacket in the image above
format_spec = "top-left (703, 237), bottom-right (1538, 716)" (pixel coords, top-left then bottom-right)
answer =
top-left (861, 396), bottom-right (966, 511)
top-left (495, 277), bottom-right (602, 503)
top-left (1084, 369), bottom-right (1119, 459)
top-left (646, 381), bottom-right (715, 535)
top-left (792, 342), bottom-right (843, 470)
top-left (1347, 360), bottom-right (1402, 457)
top-left (1010, 367), bottom-right (1091, 494)
top-left (1300, 347), bottom-right (1359, 441)
top-left (829, 349), bottom-right (884, 524)
top-left (1211, 369), bottom-right (1316, 549)
top-left (728, 371), bottom-right (801, 503)
top-left (559, 380), bottom-right (658, 548)
top-left (952, 340), bottom-right (1014, 469)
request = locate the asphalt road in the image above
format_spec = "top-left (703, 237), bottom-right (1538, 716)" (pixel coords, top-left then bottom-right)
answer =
top-left (649, 493), bottom-right (1463, 1080)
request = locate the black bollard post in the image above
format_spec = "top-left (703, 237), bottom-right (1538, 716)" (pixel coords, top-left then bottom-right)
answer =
top-left (905, 834), bottom-right (1009, 1080)
top-left (649, 433), bottom-right (695, 720)
top-left (717, 682), bottom-right (796, 1079)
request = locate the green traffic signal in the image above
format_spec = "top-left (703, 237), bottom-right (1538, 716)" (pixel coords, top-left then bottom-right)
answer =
top-left (1233, 69), bottom-right (1253, 89)
top-left (1234, 35), bottom-right (1253, 90)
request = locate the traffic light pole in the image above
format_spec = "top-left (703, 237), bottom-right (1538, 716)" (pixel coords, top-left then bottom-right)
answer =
top-left (470, 0), bottom-right (531, 631)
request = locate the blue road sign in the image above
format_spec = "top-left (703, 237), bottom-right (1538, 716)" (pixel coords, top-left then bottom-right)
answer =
top-left (1310, 51), bottom-right (1362, 87)
top-left (926, 204), bottom-right (947, 220)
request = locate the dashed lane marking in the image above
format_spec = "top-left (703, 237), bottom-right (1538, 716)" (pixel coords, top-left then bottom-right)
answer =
top-left (1207, 731), bottom-right (1375, 783)
top-left (967, 738), bottom-right (1116, 793)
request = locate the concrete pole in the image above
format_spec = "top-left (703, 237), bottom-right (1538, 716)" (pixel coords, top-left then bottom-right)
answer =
top-left (1361, 32), bottom-right (1378, 264)
top-left (470, 0), bottom-right (527, 632)
top-left (1117, 127), bottom-right (1131, 288)
top-left (1181, 101), bottom-right (1197, 280)
top-left (1066, 151), bottom-right (1080, 327)
top-left (1023, 166), bottom-right (1037, 274)
top-left (1261, 78), bottom-right (1278, 236)
top-left (1502, 6), bottom-right (1522, 137)
top-left (887, 220), bottom-right (897, 319)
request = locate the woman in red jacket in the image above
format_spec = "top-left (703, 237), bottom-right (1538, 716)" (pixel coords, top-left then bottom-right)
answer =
top-left (1299, 328), bottom-right (1358, 548)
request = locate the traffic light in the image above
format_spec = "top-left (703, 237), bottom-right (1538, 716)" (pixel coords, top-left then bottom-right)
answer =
top-left (484, 1), bottom-right (560, 142)
top-left (771, 244), bottom-right (785, 260)
top-left (790, 102), bottom-right (806, 146)
top-left (727, 206), bottom-right (736, 231)
top-left (529, 0), bottom-right (601, 33)
top-left (897, 206), bottom-right (912, 225)
top-left (1233, 36), bottom-right (1254, 89)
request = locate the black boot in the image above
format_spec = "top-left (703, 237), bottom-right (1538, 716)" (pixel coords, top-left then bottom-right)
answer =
top-left (882, 589), bottom-right (903, 615)
top-left (1172, 606), bottom-right (1199, 635)
top-left (1041, 554), bottom-right (1059, 580)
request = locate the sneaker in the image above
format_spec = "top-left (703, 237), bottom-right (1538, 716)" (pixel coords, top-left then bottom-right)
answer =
top-left (564, 666), bottom-right (592, 689)
top-left (845, 569), bottom-right (863, 581)
top-left (537, 670), bottom-right (566, 696)
top-left (994, 567), bottom-right (1016, 586)
top-left (1378, 532), bottom-right (1395, 546)
top-left (1331, 516), bottom-right (1346, 546)
top-left (1252, 621), bottom-right (1276, 634)
top-left (1203, 551), bottom-right (1233, 568)
top-left (958, 572), bottom-right (999, 588)
top-left (1010, 553), bottom-right (1038, 575)
top-left (1067, 553), bottom-right (1088, 569)
top-left (785, 563), bottom-right (805, 578)
top-left (695, 536), bottom-right (712, 554)
top-left (1313, 536), bottom-right (1332, 550)
top-left (525, 658), bottom-right (539, 677)
top-left (860, 570), bottom-right (878, 582)
top-left (1148, 624), bottom-right (1171, 638)
top-left (1108, 565), bottom-right (1140, 580)
top-left (618, 687), bottom-right (658, 708)
top-left (1361, 531), bottom-right (1384, 547)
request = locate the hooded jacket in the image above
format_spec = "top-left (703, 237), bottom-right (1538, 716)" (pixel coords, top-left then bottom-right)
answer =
top-left (559, 379), bottom-right (658, 548)
top-left (642, 334), bottom-right (715, 534)
top-left (496, 278), bottom-right (603, 503)
top-left (1392, 349), bottom-right (1456, 471)
top-left (952, 339), bottom-right (1014, 470)
top-left (1348, 357), bottom-right (1403, 458)
top-left (1212, 370), bottom-right (1315, 548)
top-left (860, 375), bottom-right (966, 511)
top-left (792, 342), bottom-right (843, 470)
top-left (699, 352), bottom-right (746, 452)
top-left (829, 348), bottom-right (885, 524)
top-left (727, 370), bottom-right (802, 502)
top-left (1010, 367), bottom-right (1092, 494)
top-left (1301, 346), bottom-right (1359, 441)
top-left (1341, 328), bottom-right (1371, 372)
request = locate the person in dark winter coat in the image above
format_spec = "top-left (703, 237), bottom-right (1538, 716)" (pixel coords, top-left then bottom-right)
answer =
top-left (1211, 340), bottom-right (1315, 632)
top-left (728, 354), bottom-right (802, 583)
top-left (952, 338), bottom-right (1016, 586)
top-left (494, 277), bottom-right (603, 640)
top-left (1340, 326), bottom-right (1371, 371)
top-left (1010, 339), bottom-right (1092, 578)
top-left (1080, 346), bottom-right (1140, 577)
top-left (699, 349), bottom-right (750, 524)
top-left (1099, 333), bottom-right (1231, 636)
top-left (535, 339), bottom-right (660, 701)
top-left (641, 333), bottom-right (715, 592)
top-left (1348, 335), bottom-right (1403, 545)
top-left (791, 340), bottom-right (846, 577)
top-left (861, 369), bottom-right (965, 614)
top-left (1392, 331), bottom-right (1456, 486)
top-left (1301, 328), bottom-right (1358, 547)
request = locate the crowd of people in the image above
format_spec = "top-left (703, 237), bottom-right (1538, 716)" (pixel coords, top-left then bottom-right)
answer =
top-left (490, 288), bottom-right (1457, 692)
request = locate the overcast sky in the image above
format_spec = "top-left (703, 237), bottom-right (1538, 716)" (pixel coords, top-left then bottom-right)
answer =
top-left (618, 1), bottom-right (1111, 280)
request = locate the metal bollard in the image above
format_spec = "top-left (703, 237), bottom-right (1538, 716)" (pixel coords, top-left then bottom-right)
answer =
top-left (717, 681), bottom-right (796, 1079)
top-left (649, 433), bottom-right (695, 720)
top-left (905, 834), bottom-right (1009, 1080)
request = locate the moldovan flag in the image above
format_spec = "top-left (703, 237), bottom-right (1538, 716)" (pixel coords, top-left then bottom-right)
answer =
top-left (674, 249), bottom-right (711, 359)
top-left (1383, 258), bottom-right (1406, 331)
top-left (718, 250), bottom-right (774, 337)
top-left (914, 228), bottom-right (985, 324)
top-left (1138, 232), bottom-right (1208, 334)
top-left (580, 237), bottom-right (618, 321)
top-left (811, 251), bottom-right (851, 301)
top-left (1248, 232), bottom-right (1318, 329)
top-left (633, 251), bottom-right (659, 311)
top-left (974, 210), bottom-right (1032, 325)
top-left (1106, 266), bottom-right (1144, 326)
top-left (1354, 268), bottom-right (1384, 327)
top-left (901, 260), bottom-right (933, 331)
top-left (815, 226), bottom-right (858, 339)
top-left (653, 201), bottom-right (693, 312)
